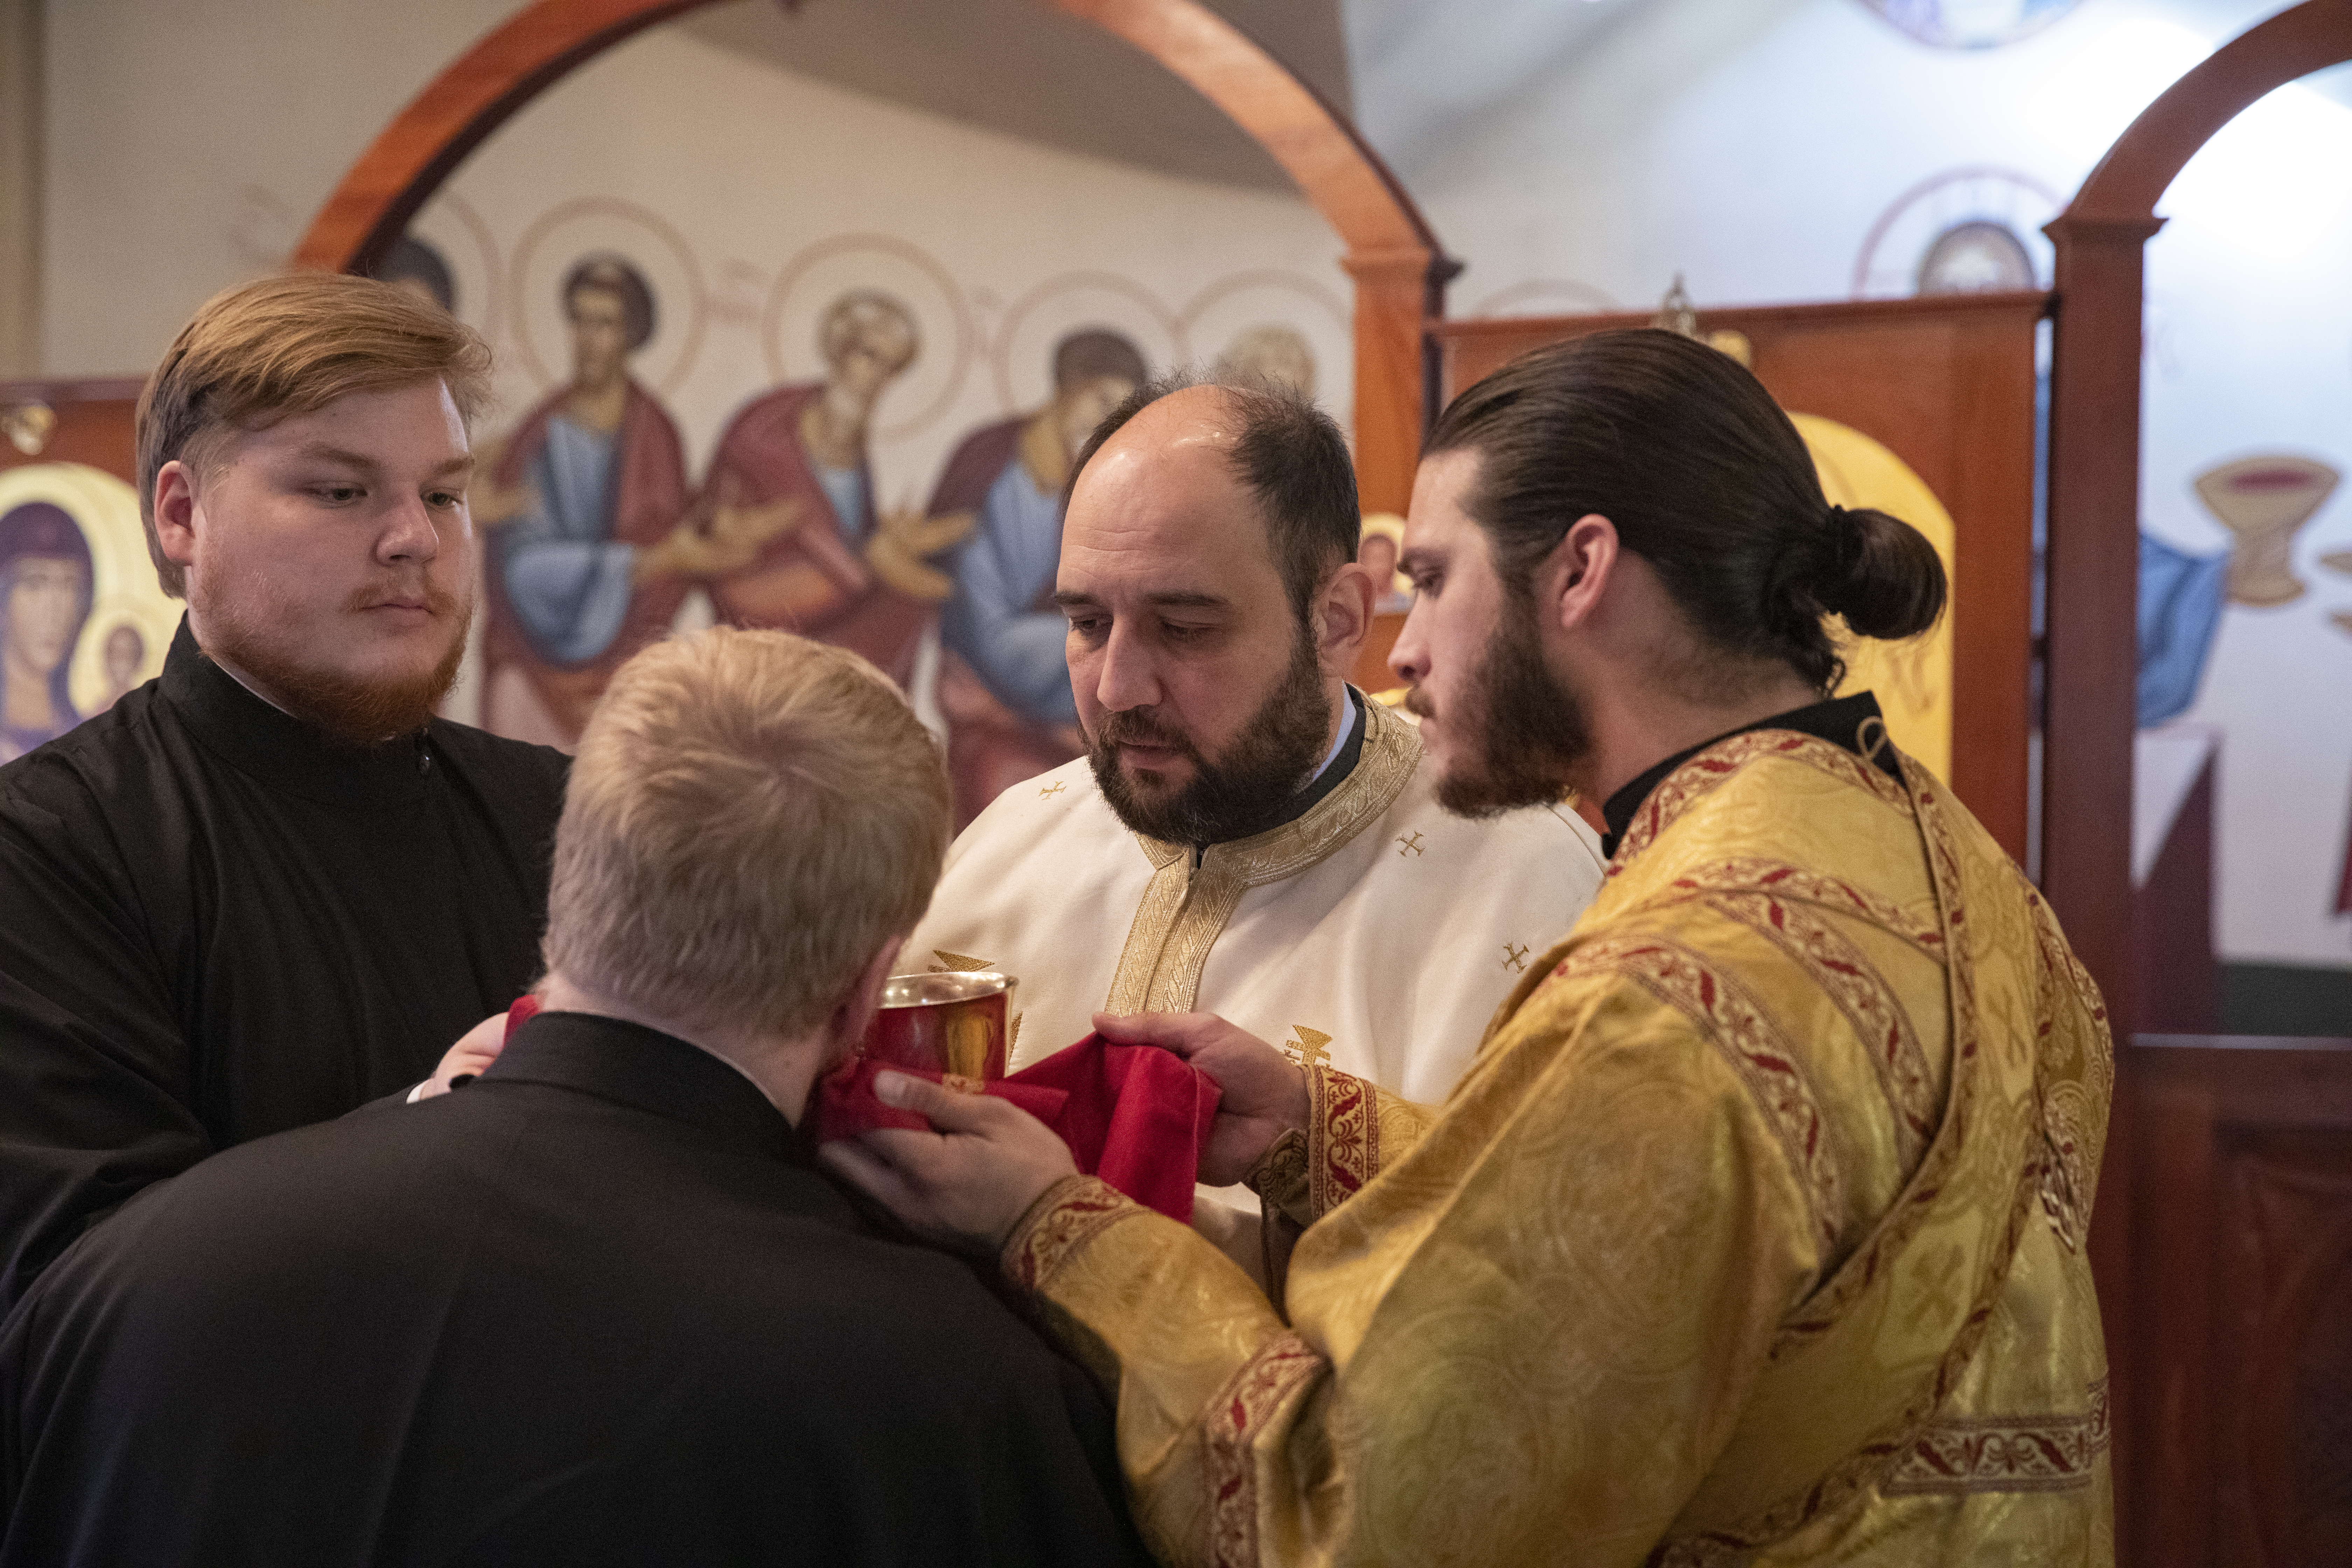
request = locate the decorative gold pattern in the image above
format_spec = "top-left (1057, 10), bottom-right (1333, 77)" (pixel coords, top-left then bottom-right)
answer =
top-left (932, 950), bottom-right (996, 973)
top-left (1284, 1025), bottom-right (1332, 1069)
top-left (1611, 731), bottom-right (1911, 870)
top-left (1657, 858), bottom-right (1946, 954)
top-left (1245, 1127), bottom-right (1311, 1229)
top-left (1881, 1379), bottom-right (2110, 1495)
top-left (1104, 699), bottom-right (1421, 1016)
top-left (1002, 1175), bottom-right (1142, 1293)
top-left (1307, 1061), bottom-right (1379, 1219)
top-left (1707, 883), bottom-right (1941, 1168)
top-left (1555, 934), bottom-right (1844, 1249)
top-left (1396, 830), bottom-right (1425, 856)
top-left (1016, 734), bottom-right (2114, 1566)
top-left (1502, 941), bottom-right (1531, 973)
top-left (1661, 752), bottom-right (2071, 1556)
top-left (1203, 1332), bottom-right (1322, 1568)
top-left (1039, 780), bottom-right (1067, 798)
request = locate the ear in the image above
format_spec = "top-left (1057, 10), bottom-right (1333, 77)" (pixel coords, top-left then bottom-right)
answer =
top-left (1539, 514), bottom-right (1621, 636)
top-left (153, 460), bottom-right (202, 570)
top-left (823, 935), bottom-right (905, 1057)
top-left (1311, 561), bottom-right (1377, 679)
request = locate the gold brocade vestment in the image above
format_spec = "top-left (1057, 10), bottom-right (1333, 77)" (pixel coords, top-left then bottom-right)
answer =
top-left (1004, 730), bottom-right (2115, 1566)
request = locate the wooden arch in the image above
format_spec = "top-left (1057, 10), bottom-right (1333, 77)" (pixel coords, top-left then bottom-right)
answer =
top-left (290, 0), bottom-right (1451, 513)
top-left (2043, 4), bottom-right (2352, 1553)
top-left (2041, 0), bottom-right (2352, 1030)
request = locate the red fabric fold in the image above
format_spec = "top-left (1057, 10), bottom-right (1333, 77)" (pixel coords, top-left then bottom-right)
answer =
top-left (811, 1033), bottom-right (1221, 1222)
top-left (812, 1057), bottom-right (1069, 1139)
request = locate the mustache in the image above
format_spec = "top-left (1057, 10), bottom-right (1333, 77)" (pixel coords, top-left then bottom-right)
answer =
top-left (1402, 685), bottom-right (1434, 720)
top-left (342, 580), bottom-right (465, 616)
top-left (1094, 707), bottom-right (1200, 760)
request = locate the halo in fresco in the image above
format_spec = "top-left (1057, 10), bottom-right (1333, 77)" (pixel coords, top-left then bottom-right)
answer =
top-left (763, 234), bottom-right (972, 444)
top-left (0, 462), bottom-right (180, 719)
top-left (1178, 270), bottom-right (1352, 425)
top-left (1918, 220), bottom-right (2036, 294)
top-left (1855, 0), bottom-right (2084, 49)
top-left (508, 197), bottom-right (708, 396)
top-left (403, 190), bottom-right (506, 347)
top-left (1851, 166), bottom-right (2059, 299)
top-left (994, 272), bottom-right (1180, 414)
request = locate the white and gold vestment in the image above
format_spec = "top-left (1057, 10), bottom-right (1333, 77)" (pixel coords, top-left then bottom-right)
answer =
top-left (908, 695), bottom-right (1606, 1105)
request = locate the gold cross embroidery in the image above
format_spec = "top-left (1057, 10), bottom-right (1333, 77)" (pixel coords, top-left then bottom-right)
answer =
top-left (1039, 781), bottom-right (1066, 798)
top-left (1396, 830), bottom-right (1426, 856)
top-left (1284, 1025), bottom-right (1333, 1069)
top-left (1503, 941), bottom-right (1531, 973)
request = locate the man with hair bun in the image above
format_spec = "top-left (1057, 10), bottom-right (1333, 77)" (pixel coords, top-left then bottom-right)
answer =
top-left (0, 628), bottom-right (1149, 1567)
top-left (0, 273), bottom-right (570, 1314)
top-left (832, 330), bottom-right (2117, 1565)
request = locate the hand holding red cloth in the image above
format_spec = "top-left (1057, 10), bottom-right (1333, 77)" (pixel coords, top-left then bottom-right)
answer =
top-left (812, 1034), bottom-right (1221, 1221)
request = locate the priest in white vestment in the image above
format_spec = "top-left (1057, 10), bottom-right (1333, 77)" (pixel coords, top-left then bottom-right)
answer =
top-left (905, 377), bottom-right (1605, 1250)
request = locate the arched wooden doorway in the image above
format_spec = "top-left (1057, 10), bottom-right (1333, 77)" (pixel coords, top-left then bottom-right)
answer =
top-left (2042, 4), bottom-right (2352, 1558)
top-left (2042, 0), bottom-right (2352, 1035)
top-left (290, 0), bottom-right (1451, 515)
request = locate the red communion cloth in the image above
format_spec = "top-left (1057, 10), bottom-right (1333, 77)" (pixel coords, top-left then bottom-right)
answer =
top-left (812, 1034), bottom-right (1221, 1222)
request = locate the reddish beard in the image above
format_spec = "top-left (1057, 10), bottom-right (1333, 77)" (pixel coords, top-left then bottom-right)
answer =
top-left (204, 580), bottom-right (472, 749)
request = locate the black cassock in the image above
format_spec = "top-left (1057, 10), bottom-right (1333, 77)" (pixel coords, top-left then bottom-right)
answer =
top-left (0, 618), bottom-right (567, 1311)
top-left (0, 1012), bottom-right (1150, 1568)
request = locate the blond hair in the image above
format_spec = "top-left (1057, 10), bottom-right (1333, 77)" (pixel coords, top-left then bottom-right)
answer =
top-left (134, 272), bottom-right (494, 596)
top-left (544, 628), bottom-right (950, 1039)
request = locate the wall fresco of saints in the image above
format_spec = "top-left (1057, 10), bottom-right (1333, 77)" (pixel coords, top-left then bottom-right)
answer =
top-left (409, 233), bottom-right (1329, 828)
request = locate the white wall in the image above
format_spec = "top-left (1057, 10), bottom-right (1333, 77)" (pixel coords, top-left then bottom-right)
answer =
top-left (1369, 0), bottom-right (2352, 971)
top-left (40, 0), bottom-right (521, 376)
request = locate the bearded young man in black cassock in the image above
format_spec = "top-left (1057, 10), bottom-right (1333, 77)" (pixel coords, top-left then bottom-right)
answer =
top-left (0, 628), bottom-right (1150, 1567)
top-left (0, 274), bottom-right (569, 1312)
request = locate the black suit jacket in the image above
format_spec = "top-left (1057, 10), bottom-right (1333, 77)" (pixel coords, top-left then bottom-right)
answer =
top-left (0, 1012), bottom-right (1148, 1567)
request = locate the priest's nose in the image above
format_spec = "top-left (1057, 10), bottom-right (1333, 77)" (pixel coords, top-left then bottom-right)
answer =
top-left (1090, 622), bottom-right (1163, 713)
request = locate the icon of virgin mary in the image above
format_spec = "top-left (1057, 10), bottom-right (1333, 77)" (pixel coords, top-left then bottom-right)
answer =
top-left (0, 501), bottom-right (96, 764)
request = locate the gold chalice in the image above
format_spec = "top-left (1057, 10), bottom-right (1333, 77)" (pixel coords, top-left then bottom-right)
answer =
top-left (2192, 455), bottom-right (2340, 608)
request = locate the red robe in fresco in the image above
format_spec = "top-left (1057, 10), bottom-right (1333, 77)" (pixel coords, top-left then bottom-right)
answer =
top-left (701, 383), bottom-right (929, 687)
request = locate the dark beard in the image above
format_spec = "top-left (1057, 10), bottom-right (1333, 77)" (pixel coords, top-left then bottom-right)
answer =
top-left (207, 586), bottom-right (471, 750)
top-left (1088, 627), bottom-right (1331, 847)
top-left (1419, 587), bottom-right (1592, 818)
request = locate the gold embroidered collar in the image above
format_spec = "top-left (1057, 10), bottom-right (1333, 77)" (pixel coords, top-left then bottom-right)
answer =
top-left (1104, 697), bottom-right (1420, 1014)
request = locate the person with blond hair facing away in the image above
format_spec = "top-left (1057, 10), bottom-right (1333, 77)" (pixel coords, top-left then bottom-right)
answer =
top-left (0, 273), bottom-right (570, 1314)
top-left (0, 628), bottom-right (1150, 1568)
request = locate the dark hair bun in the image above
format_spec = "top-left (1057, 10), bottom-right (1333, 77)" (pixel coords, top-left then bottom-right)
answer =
top-left (1816, 506), bottom-right (1946, 641)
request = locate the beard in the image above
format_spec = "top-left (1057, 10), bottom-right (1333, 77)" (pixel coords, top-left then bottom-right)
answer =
top-left (1088, 625), bottom-right (1331, 847)
top-left (1411, 587), bottom-right (1593, 818)
top-left (205, 580), bottom-right (472, 750)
